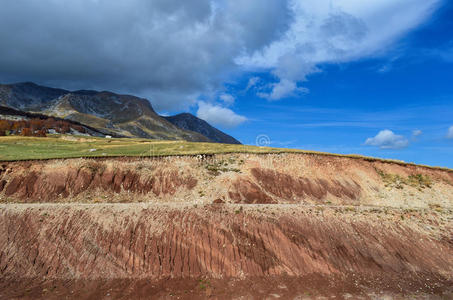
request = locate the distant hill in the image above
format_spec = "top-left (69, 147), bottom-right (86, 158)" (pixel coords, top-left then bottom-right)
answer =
top-left (165, 113), bottom-right (240, 144)
top-left (0, 82), bottom-right (240, 143)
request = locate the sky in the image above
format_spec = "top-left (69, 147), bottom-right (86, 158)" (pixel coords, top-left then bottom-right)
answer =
top-left (0, 0), bottom-right (452, 167)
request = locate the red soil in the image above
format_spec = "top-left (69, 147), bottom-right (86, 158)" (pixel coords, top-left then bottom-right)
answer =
top-left (1, 161), bottom-right (198, 202)
top-left (0, 154), bottom-right (451, 207)
top-left (1, 204), bottom-right (452, 299)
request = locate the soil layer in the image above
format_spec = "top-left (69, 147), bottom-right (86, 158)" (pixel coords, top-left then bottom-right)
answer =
top-left (1, 203), bottom-right (453, 299)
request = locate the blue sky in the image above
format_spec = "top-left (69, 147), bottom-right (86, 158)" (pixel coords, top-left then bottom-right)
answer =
top-left (200, 1), bottom-right (453, 168)
top-left (0, 0), bottom-right (452, 167)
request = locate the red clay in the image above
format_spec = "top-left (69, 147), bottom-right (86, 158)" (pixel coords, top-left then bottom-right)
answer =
top-left (251, 168), bottom-right (361, 201)
top-left (0, 204), bottom-right (452, 299)
top-left (0, 161), bottom-right (198, 202)
top-left (0, 154), bottom-right (451, 207)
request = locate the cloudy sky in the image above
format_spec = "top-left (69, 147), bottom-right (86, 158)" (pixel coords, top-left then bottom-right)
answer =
top-left (0, 0), bottom-right (452, 167)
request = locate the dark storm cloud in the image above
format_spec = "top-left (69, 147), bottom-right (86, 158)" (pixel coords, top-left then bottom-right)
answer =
top-left (0, 0), bottom-right (291, 110)
top-left (0, 0), bottom-right (441, 114)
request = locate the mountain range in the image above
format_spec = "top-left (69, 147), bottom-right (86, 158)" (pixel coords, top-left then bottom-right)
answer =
top-left (0, 82), bottom-right (240, 144)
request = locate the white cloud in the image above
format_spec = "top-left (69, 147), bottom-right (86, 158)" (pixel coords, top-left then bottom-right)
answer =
top-left (196, 101), bottom-right (247, 128)
top-left (238, 0), bottom-right (440, 100)
top-left (365, 129), bottom-right (409, 149)
top-left (219, 93), bottom-right (235, 106)
top-left (447, 126), bottom-right (453, 139)
top-left (412, 129), bottom-right (422, 137)
top-left (246, 77), bottom-right (260, 91)
top-left (258, 79), bottom-right (309, 101)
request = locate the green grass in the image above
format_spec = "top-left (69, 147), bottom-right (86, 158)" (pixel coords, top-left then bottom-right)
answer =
top-left (0, 135), bottom-right (299, 160)
top-left (0, 135), bottom-right (452, 172)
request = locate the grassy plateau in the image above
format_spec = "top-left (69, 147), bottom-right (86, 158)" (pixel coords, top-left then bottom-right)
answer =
top-left (0, 135), bottom-right (451, 172)
top-left (0, 135), bottom-right (300, 161)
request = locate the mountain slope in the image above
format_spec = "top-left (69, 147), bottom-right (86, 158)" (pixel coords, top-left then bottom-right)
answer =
top-left (164, 113), bottom-right (241, 144)
top-left (0, 82), bottom-right (239, 143)
top-left (43, 91), bottom-right (210, 141)
top-left (0, 82), bottom-right (67, 110)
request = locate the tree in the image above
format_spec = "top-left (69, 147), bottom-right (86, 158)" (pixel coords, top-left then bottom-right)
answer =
top-left (12, 121), bottom-right (25, 133)
top-left (29, 119), bottom-right (44, 131)
top-left (72, 124), bottom-right (86, 133)
top-left (35, 129), bottom-right (47, 137)
top-left (0, 120), bottom-right (12, 131)
top-left (44, 118), bottom-right (56, 129)
top-left (58, 123), bottom-right (70, 134)
top-left (20, 128), bottom-right (33, 136)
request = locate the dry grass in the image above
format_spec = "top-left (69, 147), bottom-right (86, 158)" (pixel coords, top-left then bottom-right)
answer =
top-left (376, 168), bottom-right (434, 189)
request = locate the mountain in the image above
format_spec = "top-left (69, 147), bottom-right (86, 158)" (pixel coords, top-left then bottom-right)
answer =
top-left (164, 113), bottom-right (241, 144)
top-left (0, 82), bottom-right (67, 111)
top-left (0, 82), bottom-right (240, 143)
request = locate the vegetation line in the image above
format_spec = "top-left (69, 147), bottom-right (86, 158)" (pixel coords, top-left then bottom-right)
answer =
top-left (0, 136), bottom-right (451, 172)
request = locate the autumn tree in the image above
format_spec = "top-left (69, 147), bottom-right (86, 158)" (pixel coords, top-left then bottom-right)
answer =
top-left (72, 124), bottom-right (86, 133)
top-left (12, 121), bottom-right (26, 133)
top-left (44, 118), bottom-right (56, 129)
top-left (20, 127), bottom-right (33, 136)
top-left (57, 122), bottom-right (71, 134)
top-left (35, 129), bottom-right (47, 137)
top-left (0, 120), bottom-right (12, 132)
top-left (29, 119), bottom-right (44, 131)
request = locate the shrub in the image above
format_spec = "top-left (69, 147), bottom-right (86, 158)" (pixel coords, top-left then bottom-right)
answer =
top-left (407, 174), bottom-right (432, 188)
top-left (376, 168), bottom-right (433, 190)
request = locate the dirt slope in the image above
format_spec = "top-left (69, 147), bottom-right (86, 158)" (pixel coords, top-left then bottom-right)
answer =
top-left (1, 204), bottom-right (453, 299)
top-left (0, 153), bottom-right (453, 299)
top-left (0, 153), bottom-right (452, 207)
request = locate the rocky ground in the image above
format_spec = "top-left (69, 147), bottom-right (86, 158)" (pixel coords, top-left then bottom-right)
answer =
top-left (0, 153), bottom-right (452, 299)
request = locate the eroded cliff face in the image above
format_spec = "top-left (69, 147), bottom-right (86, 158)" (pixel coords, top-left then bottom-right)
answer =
top-left (0, 154), bottom-right (453, 299)
top-left (0, 153), bottom-right (452, 208)
top-left (1, 204), bottom-right (452, 299)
